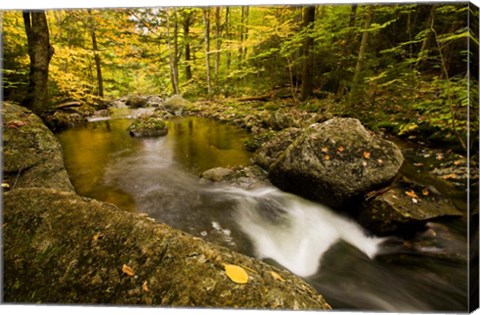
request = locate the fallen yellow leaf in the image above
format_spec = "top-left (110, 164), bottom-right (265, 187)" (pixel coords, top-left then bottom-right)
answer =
top-left (142, 280), bottom-right (149, 292)
top-left (223, 264), bottom-right (249, 284)
top-left (337, 146), bottom-right (344, 152)
top-left (422, 188), bottom-right (429, 196)
top-left (405, 190), bottom-right (419, 199)
top-left (321, 147), bottom-right (329, 153)
top-left (324, 154), bottom-right (330, 160)
top-left (442, 173), bottom-right (457, 180)
top-left (363, 151), bottom-right (371, 159)
top-left (270, 271), bottom-right (285, 282)
top-left (122, 264), bottom-right (135, 276)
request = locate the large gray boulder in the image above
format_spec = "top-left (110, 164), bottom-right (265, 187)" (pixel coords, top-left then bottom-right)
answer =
top-left (158, 94), bottom-right (190, 116)
top-left (253, 127), bottom-right (303, 170)
top-left (2, 102), bottom-right (74, 192)
top-left (268, 117), bottom-right (404, 209)
top-left (3, 188), bottom-right (331, 310)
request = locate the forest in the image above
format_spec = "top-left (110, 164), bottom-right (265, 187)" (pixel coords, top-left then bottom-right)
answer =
top-left (1, 2), bottom-right (479, 312)
top-left (2, 3), bottom-right (479, 151)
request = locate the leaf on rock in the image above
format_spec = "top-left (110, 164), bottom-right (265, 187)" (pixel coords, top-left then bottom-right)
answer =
top-left (442, 173), bottom-right (457, 180)
top-left (405, 190), bottom-right (419, 199)
top-left (6, 120), bottom-right (28, 129)
top-left (223, 264), bottom-right (249, 284)
top-left (270, 271), bottom-right (285, 282)
top-left (122, 264), bottom-right (135, 276)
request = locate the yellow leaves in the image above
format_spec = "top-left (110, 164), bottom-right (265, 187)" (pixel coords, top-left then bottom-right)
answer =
top-left (405, 190), bottom-right (420, 203)
top-left (270, 271), bottom-right (285, 282)
top-left (1, 183), bottom-right (10, 189)
top-left (405, 190), bottom-right (418, 199)
top-left (142, 280), bottom-right (149, 292)
top-left (122, 264), bottom-right (135, 277)
top-left (442, 173), bottom-right (457, 180)
top-left (223, 264), bottom-right (249, 284)
top-left (6, 120), bottom-right (28, 129)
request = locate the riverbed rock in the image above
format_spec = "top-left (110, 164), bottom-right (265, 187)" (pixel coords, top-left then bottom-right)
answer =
top-left (128, 116), bottom-right (168, 137)
top-left (268, 117), bottom-right (404, 209)
top-left (253, 127), bottom-right (303, 170)
top-left (158, 94), bottom-right (190, 116)
top-left (201, 167), bottom-right (235, 182)
top-left (358, 178), bottom-right (463, 236)
top-left (126, 95), bottom-right (148, 108)
top-left (2, 102), bottom-right (74, 192)
top-left (3, 187), bottom-right (331, 310)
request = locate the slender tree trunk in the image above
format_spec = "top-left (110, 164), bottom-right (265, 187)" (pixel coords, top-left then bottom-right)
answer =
top-left (300, 6), bottom-right (316, 101)
top-left (225, 7), bottom-right (231, 73)
top-left (242, 6), bottom-right (249, 62)
top-left (22, 11), bottom-right (54, 114)
top-left (173, 10), bottom-right (180, 93)
top-left (214, 7), bottom-right (221, 87)
top-left (238, 7), bottom-right (245, 66)
top-left (183, 11), bottom-right (193, 81)
top-left (202, 8), bottom-right (212, 94)
top-left (416, 5), bottom-right (437, 68)
top-left (350, 6), bottom-right (373, 95)
top-left (87, 9), bottom-right (104, 98)
top-left (349, 4), bottom-right (358, 27)
top-left (166, 10), bottom-right (180, 94)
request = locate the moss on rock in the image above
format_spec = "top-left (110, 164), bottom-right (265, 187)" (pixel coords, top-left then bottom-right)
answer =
top-left (128, 116), bottom-right (168, 137)
top-left (3, 188), bottom-right (331, 309)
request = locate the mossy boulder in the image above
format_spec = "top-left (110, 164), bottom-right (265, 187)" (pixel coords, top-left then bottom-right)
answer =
top-left (128, 116), bottom-right (168, 137)
top-left (268, 117), bottom-right (404, 209)
top-left (2, 102), bottom-right (74, 192)
top-left (3, 188), bottom-right (331, 310)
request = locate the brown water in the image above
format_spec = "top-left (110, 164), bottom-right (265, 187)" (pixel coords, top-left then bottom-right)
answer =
top-left (56, 116), bottom-right (470, 312)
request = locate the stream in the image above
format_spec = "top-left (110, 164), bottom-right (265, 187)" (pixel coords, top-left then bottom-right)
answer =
top-left (56, 115), bottom-right (469, 312)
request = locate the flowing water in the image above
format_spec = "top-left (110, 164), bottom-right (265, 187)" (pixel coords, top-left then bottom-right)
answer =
top-left (56, 115), bottom-right (469, 312)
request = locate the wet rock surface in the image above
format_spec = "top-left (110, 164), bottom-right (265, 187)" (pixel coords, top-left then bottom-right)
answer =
top-left (268, 117), bottom-right (405, 209)
top-left (3, 188), bottom-right (330, 309)
top-left (2, 102), bottom-right (74, 191)
top-left (359, 177), bottom-right (462, 236)
top-left (128, 116), bottom-right (168, 137)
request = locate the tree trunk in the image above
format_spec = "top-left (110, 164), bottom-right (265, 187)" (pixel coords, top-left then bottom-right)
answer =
top-left (242, 7), bottom-right (249, 62)
top-left (22, 11), bottom-right (54, 114)
top-left (183, 11), bottom-right (193, 81)
top-left (87, 9), bottom-right (104, 98)
top-left (350, 6), bottom-right (373, 100)
top-left (166, 9), bottom-right (179, 94)
top-left (300, 6), bottom-right (316, 101)
top-left (202, 8), bottom-right (212, 94)
top-left (415, 5), bottom-right (437, 68)
top-left (349, 4), bottom-right (358, 27)
top-left (225, 7), bottom-right (231, 73)
top-left (214, 7), bottom-right (221, 87)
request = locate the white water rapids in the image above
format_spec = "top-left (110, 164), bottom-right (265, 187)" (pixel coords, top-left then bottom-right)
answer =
top-left (213, 186), bottom-right (385, 277)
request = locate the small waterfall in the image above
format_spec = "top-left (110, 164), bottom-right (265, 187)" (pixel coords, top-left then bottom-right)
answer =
top-left (217, 186), bottom-right (385, 277)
